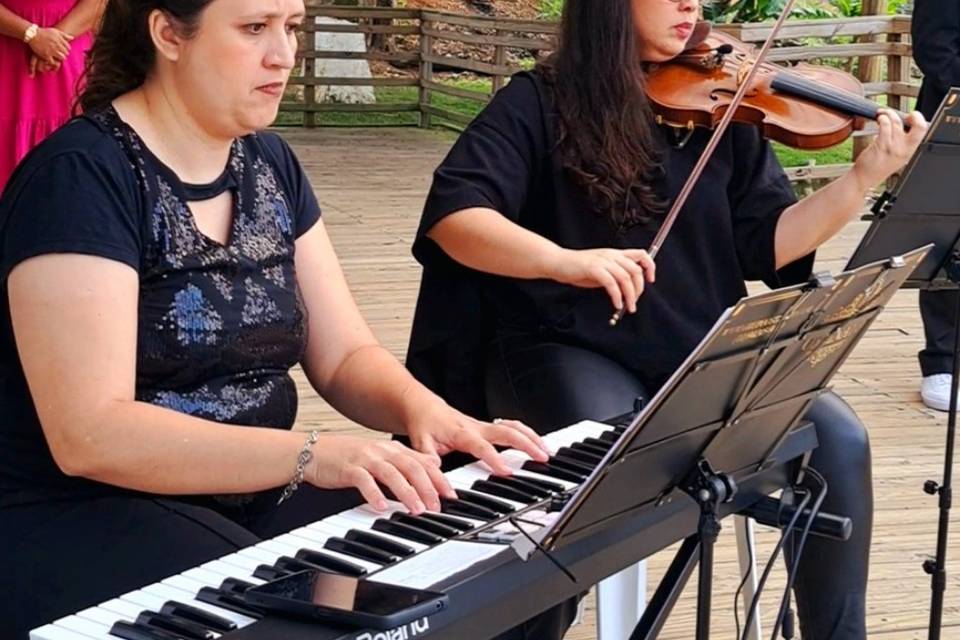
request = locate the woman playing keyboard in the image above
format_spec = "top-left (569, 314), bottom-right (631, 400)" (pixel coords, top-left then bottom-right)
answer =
top-left (0, 1), bottom-right (550, 637)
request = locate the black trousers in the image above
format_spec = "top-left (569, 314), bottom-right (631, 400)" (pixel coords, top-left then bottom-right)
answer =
top-left (2, 480), bottom-right (575, 640)
top-left (919, 289), bottom-right (958, 376)
top-left (486, 337), bottom-right (872, 640)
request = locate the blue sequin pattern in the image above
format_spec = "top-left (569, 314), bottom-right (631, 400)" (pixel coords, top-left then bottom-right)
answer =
top-left (94, 109), bottom-right (308, 429)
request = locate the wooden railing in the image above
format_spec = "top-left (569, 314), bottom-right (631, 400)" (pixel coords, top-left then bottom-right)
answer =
top-left (285, 7), bottom-right (919, 181)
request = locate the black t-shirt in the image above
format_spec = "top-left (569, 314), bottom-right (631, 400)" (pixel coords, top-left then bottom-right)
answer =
top-left (407, 70), bottom-right (813, 418)
top-left (0, 108), bottom-right (321, 508)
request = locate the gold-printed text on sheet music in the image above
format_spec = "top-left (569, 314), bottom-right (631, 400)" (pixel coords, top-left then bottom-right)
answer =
top-left (722, 316), bottom-right (785, 345)
top-left (802, 325), bottom-right (853, 367)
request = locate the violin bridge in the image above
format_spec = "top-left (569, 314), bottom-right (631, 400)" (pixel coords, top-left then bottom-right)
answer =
top-left (736, 61), bottom-right (755, 88)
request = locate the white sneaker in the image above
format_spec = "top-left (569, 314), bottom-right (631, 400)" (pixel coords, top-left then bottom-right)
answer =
top-left (921, 374), bottom-right (956, 412)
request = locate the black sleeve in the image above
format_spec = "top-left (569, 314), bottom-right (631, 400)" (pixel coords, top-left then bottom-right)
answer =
top-left (413, 72), bottom-right (548, 264)
top-left (1, 150), bottom-right (142, 279)
top-left (259, 132), bottom-right (322, 238)
top-left (912, 0), bottom-right (960, 98)
top-left (727, 125), bottom-right (812, 288)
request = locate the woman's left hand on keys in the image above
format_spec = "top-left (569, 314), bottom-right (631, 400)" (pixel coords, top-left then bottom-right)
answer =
top-left (406, 400), bottom-right (552, 475)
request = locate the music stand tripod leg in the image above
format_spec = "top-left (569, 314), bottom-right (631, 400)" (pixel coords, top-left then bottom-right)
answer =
top-left (629, 460), bottom-right (736, 640)
top-left (925, 253), bottom-right (960, 640)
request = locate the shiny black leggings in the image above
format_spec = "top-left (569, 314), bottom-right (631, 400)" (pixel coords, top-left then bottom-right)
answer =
top-left (486, 338), bottom-right (872, 640)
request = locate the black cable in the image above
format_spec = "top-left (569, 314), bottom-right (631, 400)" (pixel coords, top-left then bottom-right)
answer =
top-left (740, 488), bottom-right (812, 640)
top-left (771, 469), bottom-right (828, 640)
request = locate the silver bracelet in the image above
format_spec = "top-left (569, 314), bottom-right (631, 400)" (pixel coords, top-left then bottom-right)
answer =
top-left (277, 429), bottom-right (321, 506)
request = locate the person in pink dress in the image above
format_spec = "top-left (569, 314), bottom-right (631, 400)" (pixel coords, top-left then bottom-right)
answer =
top-left (0, 0), bottom-right (105, 194)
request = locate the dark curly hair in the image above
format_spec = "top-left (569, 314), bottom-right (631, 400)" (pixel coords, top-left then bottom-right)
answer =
top-left (539, 0), bottom-right (667, 231)
top-left (78, 0), bottom-right (215, 113)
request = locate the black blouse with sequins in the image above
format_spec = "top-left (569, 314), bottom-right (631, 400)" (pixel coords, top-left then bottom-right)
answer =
top-left (0, 108), bottom-right (322, 508)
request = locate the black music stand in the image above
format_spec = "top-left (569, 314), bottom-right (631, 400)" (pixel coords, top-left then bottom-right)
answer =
top-left (513, 246), bottom-right (929, 640)
top-left (846, 87), bottom-right (960, 640)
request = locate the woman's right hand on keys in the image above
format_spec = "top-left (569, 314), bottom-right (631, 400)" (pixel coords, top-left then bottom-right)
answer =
top-left (549, 248), bottom-right (656, 315)
top-left (28, 27), bottom-right (73, 65)
top-left (307, 435), bottom-right (456, 515)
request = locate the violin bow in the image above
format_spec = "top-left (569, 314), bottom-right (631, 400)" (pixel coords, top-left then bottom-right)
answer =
top-left (610, 0), bottom-right (801, 326)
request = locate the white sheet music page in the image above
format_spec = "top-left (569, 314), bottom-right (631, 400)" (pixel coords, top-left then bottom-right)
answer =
top-left (367, 541), bottom-right (507, 589)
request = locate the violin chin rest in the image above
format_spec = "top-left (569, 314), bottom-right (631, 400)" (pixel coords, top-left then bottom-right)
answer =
top-left (685, 20), bottom-right (713, 50)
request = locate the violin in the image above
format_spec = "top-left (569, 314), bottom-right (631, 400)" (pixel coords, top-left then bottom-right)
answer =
top-left (645, 26), bottom-right (906, 150)
top-left (609, 7), bottom-right (907, 326)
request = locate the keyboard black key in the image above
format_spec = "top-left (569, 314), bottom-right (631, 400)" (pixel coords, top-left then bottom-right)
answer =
top-left (109, 621), bottom-right (183, 640)
top-left (583, 437), bottom-right (613, 451)
top-left (136, 611), bottom-right (217, 640)
top-left (397, 511), bottom-right (468, 535)
top-left (159, 602), bottom-right (236, 634)
top-left (417, 511), bottom-right (476, 532)
top-left (373, 518), bottom-right (445, 545)
top-left (219, 577), bottom-right (256, 596)
top-left (485, 475), bottom-right (552, 499)
top-left (345, 530), bottom-right (416, 558)
top-left (600, 430), bottom-right (620, 443)
top-left (325, 537), bottom-right (399, 565)
top-left (196, 587), bottom-right (263, 619)
top-left (295, 549), bottom-right (368, 576)
top-left (556, 446), bottom-right (603, 465)
top-left (510, 474), bottom-right (567, 494)
top-left (439, 497), bottom-right (499, 521)
top-left (471, 479), bottom-right (538, 504)
top-left (550, 454), bottom-right (595, 475)
top-left (253, 564), bottom-right (291, 582)
top-left (571, 441), bottom-right (610, 457)
top-left (455, 489), bottom-right (517, 514)
top-left (275, 555), bottom-right (321, 574)
top-left (522, 460), bottom-right (586, 483)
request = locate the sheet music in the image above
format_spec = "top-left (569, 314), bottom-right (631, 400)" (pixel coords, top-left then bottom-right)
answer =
top-left (368, 541), bottom-right (508, 588)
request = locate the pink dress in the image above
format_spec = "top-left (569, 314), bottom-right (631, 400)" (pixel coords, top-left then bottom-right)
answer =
top-left (0, 0), bottom-right (94, 194)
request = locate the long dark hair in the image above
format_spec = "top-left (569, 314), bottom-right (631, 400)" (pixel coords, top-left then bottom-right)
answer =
top-left (540, 0), bottom-right (666, 230)
top-left (79, 0), bottom-right (215, 113)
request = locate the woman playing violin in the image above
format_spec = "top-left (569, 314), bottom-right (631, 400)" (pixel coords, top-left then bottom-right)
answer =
top-left (406, 0), bottom-right (928, 637)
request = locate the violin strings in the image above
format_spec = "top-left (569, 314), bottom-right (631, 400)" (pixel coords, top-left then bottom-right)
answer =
top-left (772, 70), bottom-right (880, 118)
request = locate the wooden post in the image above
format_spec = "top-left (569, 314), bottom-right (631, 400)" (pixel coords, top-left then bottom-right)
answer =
top-left (419, 18), bottom-right (433, 128)
top-left (303, 22), bottom-right (316, 128)
top-left (887, 31), bottom-right (909, 112)
top-left (492, 29), bottom-right (506, 95)
top-left (853, 0), bottom-right (887, 159)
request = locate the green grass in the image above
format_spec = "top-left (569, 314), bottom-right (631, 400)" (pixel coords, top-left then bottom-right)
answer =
top-left (773, 139), bottom-right (853, 167)
top-left (274, 78), bottom-right (492, 128)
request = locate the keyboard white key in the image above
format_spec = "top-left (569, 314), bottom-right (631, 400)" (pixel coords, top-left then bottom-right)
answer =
top-left (74, 607), bottom-right (126, 629)
top-left (30, 624), bottom-right (97, 640)
top-left (197, 558), bottom-right (264, 582)
top-left (52, 615), bottom-right (111, 639)
top-left (164, 574), bottom-right (215, 596)
top-left (232, 546), bottom-right (279, 566)
top-left (255, 537), bottom-right (302, 558)
top-left (90, 598), bottom-right (142, 621)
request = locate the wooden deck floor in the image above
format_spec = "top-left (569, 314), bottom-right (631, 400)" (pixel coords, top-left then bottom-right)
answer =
top-left (281, 126), bottom-right (960, 639)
